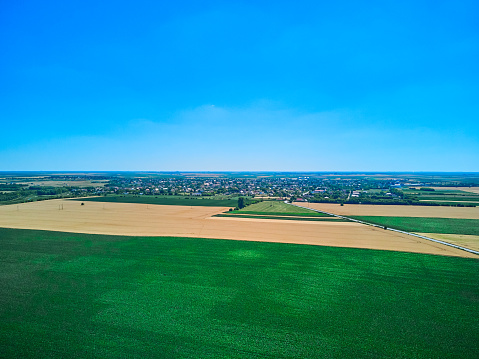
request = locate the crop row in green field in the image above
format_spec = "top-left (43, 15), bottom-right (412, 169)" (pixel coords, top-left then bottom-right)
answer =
top-left (72, 195), bottom-right (238, 207)
top-left (214, 214), bottom-right (344, 221)
top-left (1, 227), bottom-right (478, 358)
top-left (351, 216), bottom-right (479, 235)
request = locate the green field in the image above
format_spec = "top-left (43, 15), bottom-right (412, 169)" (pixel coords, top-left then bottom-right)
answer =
top-left (402, 189), bottom-right (471, 195)
top-left (214, 214), bottom-right (344, 221)
top-left (418, 195), bottom-right (479, 201)
top-left (232, 201), bottom-right (330, 217)
top-left (72, 195), bottom-right (238, 207)
top-left (419, 201), bottom-right (479, 207)
top-left (402, 189), bottom-right (479, 206)
top-left (1, 228), bottom-right (478, 358)
top-left (351, 216), bottom-right (479, 235)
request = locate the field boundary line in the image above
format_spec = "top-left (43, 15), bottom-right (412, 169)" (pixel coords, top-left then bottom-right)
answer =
top-left (286, 202), bottom-right (479, 256)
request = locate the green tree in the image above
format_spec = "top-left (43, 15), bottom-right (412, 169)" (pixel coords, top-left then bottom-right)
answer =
top-left (238, 197), bottom-right (246, 209)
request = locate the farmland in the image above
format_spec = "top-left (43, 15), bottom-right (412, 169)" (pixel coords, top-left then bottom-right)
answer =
top-left (304, 202), bottom-right (479, 219)
top-left (232, 200), bottom-right (330, 216)
top-left (302, 202), bottom-right (479, 254)
top-left (0, 199), bottom-right (474, 257)
top-left (216, 200), bottom-right (339, 221)
top-left (432, 186), bottom-right (479, 194)
top-left (350, 216), bottom-right (479, 236)
top-left (75, 195), bottom-right (239, 207)
top-left (214, 214), bottom-right (344, 221)
top-left (401, 188), bottom-right (479, 206)
top-left (1, 173), bottom-right (479, 357)
top-left (1, 227), bottom-right (478, 358)
top-left (415, 233), bottom-right (479, 252)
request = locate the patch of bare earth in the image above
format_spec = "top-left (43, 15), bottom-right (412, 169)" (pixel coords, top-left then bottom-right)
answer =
top-left (0, 199), bottom-right (475, 258)
top-left (300, 202), bottom-right (479, 219)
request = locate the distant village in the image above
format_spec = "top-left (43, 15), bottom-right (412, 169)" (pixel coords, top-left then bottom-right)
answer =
top-left (1, 172), bottom-right (478, 206)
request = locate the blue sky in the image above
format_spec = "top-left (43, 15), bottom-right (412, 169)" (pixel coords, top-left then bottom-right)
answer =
top-left (1, 0), bottom-right (478, 171)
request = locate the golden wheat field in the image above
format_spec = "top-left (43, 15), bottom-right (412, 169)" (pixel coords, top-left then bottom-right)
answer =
top-left (300, 202), bottom-right (479, 219)
top-left (0, 199), bottom-right (476, 258)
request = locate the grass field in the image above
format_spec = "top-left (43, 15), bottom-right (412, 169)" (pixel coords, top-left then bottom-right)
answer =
top-left (214, 214), bottom-right (344, 221)
top-left (73, 195), bottom-right (239, 207)
top-left (1, 227), bottom-right (478, 358)
top-left (231, 201), bottom-right (330, 216)
top-left (351, 216), bottom-right (479, 236)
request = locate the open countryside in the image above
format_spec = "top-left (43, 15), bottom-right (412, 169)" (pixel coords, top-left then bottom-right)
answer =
top-left (303, 202), bottom-right (479, 254)
top-left (1, 227), bottom-right (478, 358)
top-left (304, 202), bottom-right (479, 219)
top-left (1, 198), bottom-right (473, 257)
top-left (3, 0), bottom-right (479, 356)
top-left (1, 172), bottom-right (479, 359)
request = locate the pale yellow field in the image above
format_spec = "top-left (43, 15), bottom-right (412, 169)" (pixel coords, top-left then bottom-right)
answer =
top-left (416, 233), bottom-right (479, 252)
top-left (299, 202), bottom-right (479, 219)
top-left (0, 199), bottom-right (476, 258)
top-left (431, 186), bottom-right (479, 194)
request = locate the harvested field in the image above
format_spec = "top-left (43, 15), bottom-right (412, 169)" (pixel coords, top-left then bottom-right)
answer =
top-left (416, 233), bottom-right (479, 252)
top-left (0, 199), bottom-right (476, 258)
top-left (302, 202), bottom-right (479, 219)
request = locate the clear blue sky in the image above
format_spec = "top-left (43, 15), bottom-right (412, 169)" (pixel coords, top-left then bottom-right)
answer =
top-left (1, 0), bottom-right (478, 171)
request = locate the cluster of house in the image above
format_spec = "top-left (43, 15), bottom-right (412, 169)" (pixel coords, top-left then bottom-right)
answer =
top-left (351, 190), bottom-right (361, 198)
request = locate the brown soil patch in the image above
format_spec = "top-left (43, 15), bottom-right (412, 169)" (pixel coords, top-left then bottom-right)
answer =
top-left (0, 200), bottom-right (476, 258)
top-left (300, 202), bottom-right (479, 219)
top-left (416, 233), bottom-right (479, 252)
